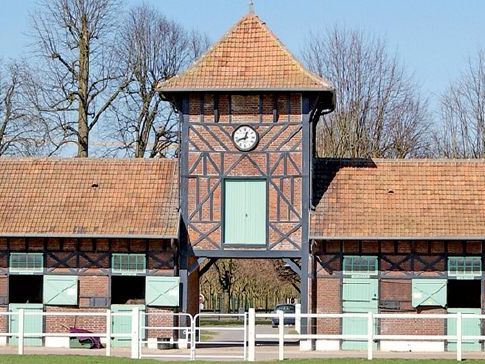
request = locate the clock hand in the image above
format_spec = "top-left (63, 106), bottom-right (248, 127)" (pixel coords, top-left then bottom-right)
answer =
top-left (236, 132), bottom-right (249, 142)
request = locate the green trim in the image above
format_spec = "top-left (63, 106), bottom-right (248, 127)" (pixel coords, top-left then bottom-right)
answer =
top-left (448, 256), bottom-right (481, 279)
top-left (9, 253), bottom-right (43, 274)
top-left (343, 256), bottom-right (378, 276)
top-left (412, 279), bottom-right (447, 307)
top-left (111, 254), bottom-right (146, 275)
top-left (223, 179), bottom-right (267, 245)
top-left (43, 275), bottom-right (78, 305)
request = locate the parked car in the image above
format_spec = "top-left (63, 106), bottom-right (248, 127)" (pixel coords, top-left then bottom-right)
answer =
top-left (271, 304), bottom-right (295, 327)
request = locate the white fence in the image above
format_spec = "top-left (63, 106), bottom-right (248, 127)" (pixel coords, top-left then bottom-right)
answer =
top-left (1, 308), bottom-right (484, 361)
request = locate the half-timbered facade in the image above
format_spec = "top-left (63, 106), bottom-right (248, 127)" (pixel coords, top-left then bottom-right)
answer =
top-left (2, 10), bottom-right (485, 353)
top-left (158, 13), bottom-right (334, 320)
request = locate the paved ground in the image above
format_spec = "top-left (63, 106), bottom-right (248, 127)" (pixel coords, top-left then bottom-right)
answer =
top-left (203, 324), bottom-right (296, 344)
top-left (1, 344), bottom-right (482, 362)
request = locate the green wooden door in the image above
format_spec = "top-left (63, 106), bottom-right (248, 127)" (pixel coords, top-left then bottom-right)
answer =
top-left (111, 304), bottom-right (145, 347)
top-left (448, 308), bottom-right (481, 352)
top-left (342, 278), bottom-right (378, 350)
top-left (224, 179), bottom-right (266, 245)
top-left (9, 304), bottom-right (43, 347)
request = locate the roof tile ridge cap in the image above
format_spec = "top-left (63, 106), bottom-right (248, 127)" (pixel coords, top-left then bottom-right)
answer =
top-left (254, 14), bottom-right (334, 90)
top-left (157, 13), bottom-right (256, 90)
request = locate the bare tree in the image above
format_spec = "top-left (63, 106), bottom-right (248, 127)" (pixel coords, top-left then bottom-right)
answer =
top-left (303, 27), bottom-right (430, 158)
top-left (30, 0), bottom-right (129, 157)
top-left (103, 4), bottom-right (209, 158)
top-left (435, 50), bottom-right (485, 158)
top-left (0, 61), bottom-right (45, 156)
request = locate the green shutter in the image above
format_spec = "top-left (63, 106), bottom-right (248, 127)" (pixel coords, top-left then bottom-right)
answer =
top-left (448, 257), bottom-right (481, 279)
top-left (224, 179), bottom-right (266, 245)
top-left (145, 276), bottom-right (180, 307)
top-left (9, 253), bottom-right (43, 274)
top-left (412, 279), bottom-right (447, 307)
top-left (43, 275), bottom-right (78, 305)
top-left (112, 254), bottom-right (146, 275)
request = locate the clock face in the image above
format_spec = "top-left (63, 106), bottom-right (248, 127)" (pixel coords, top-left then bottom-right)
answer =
top-left (232, 125), bottom-right (259, 151)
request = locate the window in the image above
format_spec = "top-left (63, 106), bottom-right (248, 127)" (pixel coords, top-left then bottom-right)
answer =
top-left (111, 254), bottom-right (146, 275)
top-left (224, 179), bottom-right (266, 245)
top-left (9, 253), bottom-right (43, 274)
top-left (448, 257), bottom-right (481, 279)
top-left (343, 256), bottom-right (378, 276)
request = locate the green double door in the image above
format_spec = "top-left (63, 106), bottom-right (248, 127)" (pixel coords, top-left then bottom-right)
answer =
top-left (224, 179), bottom-right (266, 245)
top-left (111, 304), bottom-right (146, 347)
top-left (9, 304), bottom-right (43, 347)
top-left (447, 308), bottom-right (481, 352)
top-left (342, 278), bottom-right (378, 350)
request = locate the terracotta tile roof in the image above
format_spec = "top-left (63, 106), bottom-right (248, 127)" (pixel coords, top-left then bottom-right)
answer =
top-left (311, 159), bottom-right (485, 239)
top-left (158, 13), bottom-right (333, 92)
top-left (0, 158), bottom-right (179, 238)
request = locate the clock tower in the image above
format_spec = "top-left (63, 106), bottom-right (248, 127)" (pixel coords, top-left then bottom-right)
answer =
top-left (158, 12), bottom-right (334, 322)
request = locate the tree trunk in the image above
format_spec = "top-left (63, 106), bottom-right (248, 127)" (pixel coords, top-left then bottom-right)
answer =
top-left (77, 14), bottom-right (90, 157)
top-left (221, 289), bottom-right (230, 314)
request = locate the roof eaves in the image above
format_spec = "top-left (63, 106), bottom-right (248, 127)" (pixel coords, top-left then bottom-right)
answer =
top-left (309, 235), bottom-right (485, 241)
top-left (0, 233), bottom-right (179, 239)
top-left (158, 87), bottom-right (335, 93)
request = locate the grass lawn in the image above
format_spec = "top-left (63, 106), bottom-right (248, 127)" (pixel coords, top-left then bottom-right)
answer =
top-left (3, 357), bottom-right (485, 364)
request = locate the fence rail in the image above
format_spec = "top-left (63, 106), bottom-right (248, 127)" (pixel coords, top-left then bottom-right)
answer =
top-left (0, 308), bottom-right (484, 361)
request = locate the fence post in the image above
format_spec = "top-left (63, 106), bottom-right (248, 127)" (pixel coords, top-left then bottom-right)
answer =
top-left (248, 308), bottom-right (256, 362)
top-left (367, 312), bottom-right (373, 360)
top-left (278, 310), bottom-right (284, 361)
top-left (456, 312), bottom-right (462, 362)
top-left (17, 309), bottom-right (24, 355)
top-left (295, 303), bottom-right (301, 334)
top-left (130, 307), bottom-right (140, 359)
top-left (105, 309), bottom-right (112, 357)
top-left (190, 316), bottom-right (196, 361)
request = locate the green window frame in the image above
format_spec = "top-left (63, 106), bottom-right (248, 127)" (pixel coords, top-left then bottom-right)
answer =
top-left (9, 253), bottom-right (44, 274)
top-left (343, 256), bottom-right (378, 276)
top-left (448, 256), bottom-right (482, 279)
top-left (43, 275), bottom-right (78, 305)
top-left (111, 254), bottom-right (146, 275)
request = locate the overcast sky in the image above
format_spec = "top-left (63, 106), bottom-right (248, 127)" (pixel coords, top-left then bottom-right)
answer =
top-left (1, 0), bottom-right (485, 112)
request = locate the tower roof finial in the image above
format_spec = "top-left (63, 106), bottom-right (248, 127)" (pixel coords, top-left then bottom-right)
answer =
top-left (249, 0), bottom-right (255, 14)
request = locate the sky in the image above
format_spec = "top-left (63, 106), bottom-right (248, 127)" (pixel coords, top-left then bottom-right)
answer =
top-left (1, 0), bottom-right (485, 112)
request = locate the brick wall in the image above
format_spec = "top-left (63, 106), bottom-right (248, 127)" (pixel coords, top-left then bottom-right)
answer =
top-left (44, 306), bottom-right (107, 334)
top-left (0, 305), bottom-right (7, 335)
top-left (0, 275), bottom-right (7, 303)
top-left (185, 93), bottom-right (304, 251)
top-left (145, 307), bottom-right (176, 339)
top-left (314, 277), bottom-right (341, 335)
top-left (79, 275), bottom-right (110, 308)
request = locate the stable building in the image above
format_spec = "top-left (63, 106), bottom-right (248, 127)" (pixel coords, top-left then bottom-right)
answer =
top-left (1, 11), bottom-right (485, 353)
top-left (0, 158), bottom-right (180, 347)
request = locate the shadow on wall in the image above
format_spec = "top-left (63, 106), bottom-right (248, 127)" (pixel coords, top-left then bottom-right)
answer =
top-left (311, 158), bottom-right (377, 210)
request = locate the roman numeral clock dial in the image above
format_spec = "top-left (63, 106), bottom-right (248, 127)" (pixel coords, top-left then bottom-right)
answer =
top-left (232, 125), bottom-right (259, 152)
